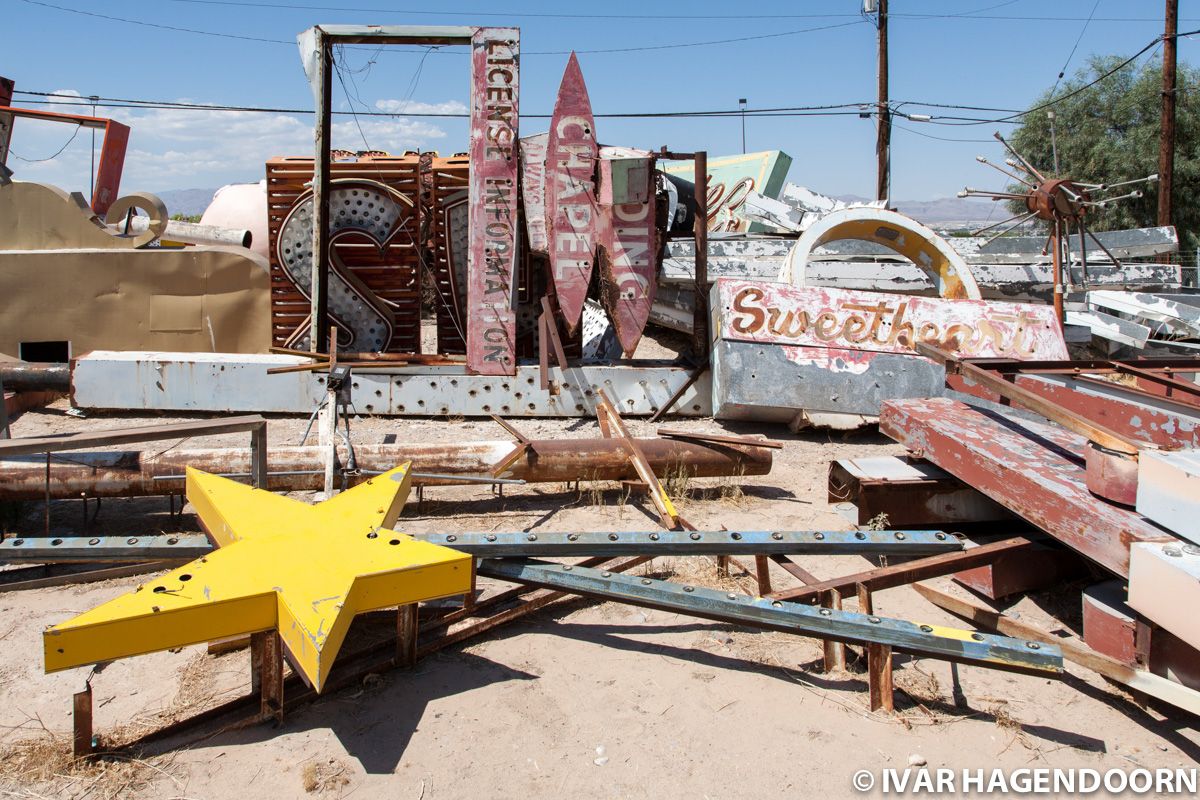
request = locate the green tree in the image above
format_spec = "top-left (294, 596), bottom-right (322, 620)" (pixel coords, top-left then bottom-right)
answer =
top-left (1006, 55), bottom-right (1198, 253)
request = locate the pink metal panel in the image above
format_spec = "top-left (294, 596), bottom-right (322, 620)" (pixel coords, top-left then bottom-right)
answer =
top-left (467, 27), bottom-right (520, 375)
top-left (880, 397), bottom-right (1173, 577)
top-left (599, 156), bottom-right (658, 356)
top-left (518, 132), bottom-right (549, 254)
top-left (713, 279), bottom-right (1069, 360)
top-left (545, 52), bottom-right (600, 334)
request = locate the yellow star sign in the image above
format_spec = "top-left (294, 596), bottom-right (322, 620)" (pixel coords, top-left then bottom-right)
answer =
top-left (43, 463), bottom-right (471, 692)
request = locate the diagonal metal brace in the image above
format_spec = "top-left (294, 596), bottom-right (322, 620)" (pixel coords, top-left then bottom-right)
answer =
top-left (478, 558), bottom-right (1064, 675)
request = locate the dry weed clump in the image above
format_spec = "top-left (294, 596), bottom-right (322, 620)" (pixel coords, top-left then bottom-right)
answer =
top-left (301, 757), bottom-right (351, 795)
top-left (0, 728), bottom-right (182, 800)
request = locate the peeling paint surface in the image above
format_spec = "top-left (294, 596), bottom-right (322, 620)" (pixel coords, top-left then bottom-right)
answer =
top-left (467, 28), bottom-right (520, 376)
top-left (879, 397), bottom-right (1174, 577)
top-left (545, 52), bottom-right (599, 333)
top-left (713, 280), bottom-right (1069, 359)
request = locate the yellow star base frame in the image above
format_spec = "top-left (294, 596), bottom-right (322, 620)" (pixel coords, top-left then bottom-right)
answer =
top-left (43, 464), bottom-right (471, 692)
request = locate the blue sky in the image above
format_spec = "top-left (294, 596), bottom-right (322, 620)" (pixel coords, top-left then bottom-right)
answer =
top-left (3, 0), bottom-right (1196, 203)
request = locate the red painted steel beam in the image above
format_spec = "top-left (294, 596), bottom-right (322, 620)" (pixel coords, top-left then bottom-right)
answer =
top-left (1011, 374), bottom-right (1200, 450)
top-left (879, 398), bottom-right (1173, 577)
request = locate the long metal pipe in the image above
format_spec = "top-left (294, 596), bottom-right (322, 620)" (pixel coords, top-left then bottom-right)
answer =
top-left (0, 438), bottom-right (771, 501)
top-left (0, 362), bottom-right (70, 392)
top-left (106, 216), bottom-right (253, 248)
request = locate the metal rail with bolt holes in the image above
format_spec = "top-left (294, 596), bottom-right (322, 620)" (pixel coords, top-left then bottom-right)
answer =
top-left (413, 529), bottom-right (961, 557)
top-left (477, 558), bottom-right (1064, 675)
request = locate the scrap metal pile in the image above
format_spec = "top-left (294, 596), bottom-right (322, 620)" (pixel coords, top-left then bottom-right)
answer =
top-left (0, 19), bottom-right (1197, 763)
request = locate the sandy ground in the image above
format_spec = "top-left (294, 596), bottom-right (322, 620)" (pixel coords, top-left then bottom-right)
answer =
top-left (0, 390), bottom-right (1198, 798)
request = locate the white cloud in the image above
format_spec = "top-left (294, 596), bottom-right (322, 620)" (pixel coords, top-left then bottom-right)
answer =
top-left (6, 91), bottom-right (464, 195)
top-left (373, 99), bottom-right (468, 116)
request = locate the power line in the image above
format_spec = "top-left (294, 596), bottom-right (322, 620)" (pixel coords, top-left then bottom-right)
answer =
top-left (891, 124), bottom-right (995, 143)
top-left (10, 90), bottom-right (873, 120)
top-left (1052, 0), bottom-right (1103, 95)
top-left (911, 28), bottom-right (1200, 126)
top-left (128, 0), bottom-right (1200, 24)
top-left (15, 0), bottom-right (868, 56)
top-left (17, 0), bottom-right (293, 44)
top-left (8, 124), bottom-right (84, 162)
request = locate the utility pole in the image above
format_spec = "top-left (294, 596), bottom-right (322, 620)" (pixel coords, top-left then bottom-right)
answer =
top-left (875, 0), bottom-right (890, 204)
top-left (1157, 0), bottom-right (1178, 229)
top-left (739, 97), bottom-right (747, 153)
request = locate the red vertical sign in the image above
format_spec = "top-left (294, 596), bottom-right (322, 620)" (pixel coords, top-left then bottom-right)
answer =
top-left (467, 28), bottom-right (520, 375)
top-left (599, 154), bottom-right (659, 355)
top-left (545, 53), bottom-right (600, 334)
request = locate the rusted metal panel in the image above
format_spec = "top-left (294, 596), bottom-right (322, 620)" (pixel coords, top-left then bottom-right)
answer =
top-left (518, 133), bottom-right (549, 254)
top-left (828, 456), bottom-right (1015, 527)
top-left (954, 542), bottom-right (1087, 600)
top-left (879, 397), bottom-right (1172, 577)
top-left (545, 52), bottom-right (599, 334)
top-left (598, 153), bottom-right (658, 356)
top-left (1083, 580), bottom-right (1138, 666)
top-left (467, 27), bottom-right (520, 375)
top-left (714, 280), bottom-right (1068, 359)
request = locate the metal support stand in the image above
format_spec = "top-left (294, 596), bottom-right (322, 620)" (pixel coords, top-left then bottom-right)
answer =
top-left (72, 682), bottom-right (95, 759)
top-left (396, 604), bottom-right (419, 667)
top-left (754, 554), bottom-right (772, 596)
top-left (251, 631), bottom-right (284, 725)
top-left (538, 296), bottom-right (569, 393)
top-left (858, 583), bottom-right (893, 713)
top-left (715, 555), bottom-right (730, 579)
top-left (821, 588), bottom-right (846, 672)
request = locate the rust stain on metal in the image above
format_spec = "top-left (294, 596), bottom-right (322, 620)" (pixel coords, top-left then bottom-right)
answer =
top-left (599, 154), bottom-right (659, 356)
top-left (715, 279), bottom-right (1068, 359)
top-left (467, 28), bottom-right (520, 375)
top-left (545, 52), bottom-right (600, 334)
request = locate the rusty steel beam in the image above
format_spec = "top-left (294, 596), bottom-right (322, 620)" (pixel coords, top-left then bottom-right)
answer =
top-left (0, 437), bottom-right (771, 501)
top-left (768, 536), bottom-right (1039, 603)
top-left (880, 398), bottom-right (1172, 577)
top-left (1007, 374), bottom-right (1200, 450)
top-left (917, 343), bottom-right (1143, 456)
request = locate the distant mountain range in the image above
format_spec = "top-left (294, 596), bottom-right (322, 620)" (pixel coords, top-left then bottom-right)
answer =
top-left (157, 186), bottom-right (1004, 229)
top-left (155, 188), bottom-right (220, 217)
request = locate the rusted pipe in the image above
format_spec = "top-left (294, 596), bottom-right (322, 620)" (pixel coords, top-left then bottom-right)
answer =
top-left (0, 438), bottom-right (771, 501)
top-left (0, 362), bottom-right (70, 392)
